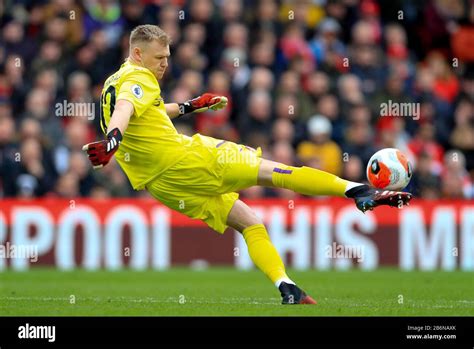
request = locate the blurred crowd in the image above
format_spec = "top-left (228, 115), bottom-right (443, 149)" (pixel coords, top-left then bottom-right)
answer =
top-left (0, 0), bottom-right (473, 200)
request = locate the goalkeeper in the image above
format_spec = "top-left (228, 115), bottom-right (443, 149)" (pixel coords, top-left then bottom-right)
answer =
top-left (83, 25), bottom-right (411, 305)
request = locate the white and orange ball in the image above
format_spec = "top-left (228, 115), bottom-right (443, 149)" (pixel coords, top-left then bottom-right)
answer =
top-left (366, 148), bottom-right (412, 190)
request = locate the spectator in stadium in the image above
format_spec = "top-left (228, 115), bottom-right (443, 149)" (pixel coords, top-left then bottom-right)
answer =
top-left (337, 74), bottom-right (365, 116)
top-left (315, 93), bottom-right (344, 143)
top-left (54, 171), bottom-right (80, 197)
top-left (2, 20), bottom-right (35, 62)
top-left (305, 71), bottom-right (331, 103)
top-left (20, 89), bottom-right (63, 146)
top-left (297, 114), bottom-right (343, 176)
top-left (274, 93), bottom-right (306, 146)
top-left (450, 98), bottom-right (474, 172)
top-left (408, 122), bottom-right (444, 171)
top-left (3, 54), bottom-right (26, 114)
top-left (272, 118), bottom-right (295, 145)
top-left (19, 118), bottom-right (43, 144)
top-left (442, 150), bottom-right (473, 199)
top-left (16, 138), bottom-right (56, 197)
top-left (342, 114), bottom-right (376, 167)
top-left (43, 0), bottom-right (84, 46)
top-left (411, 151), bottom-right (442, 199)
top-left (278, 22), bottom-right (315, 76)
top-left (82, 0), bottom-right (124, 46)
top-left (68, 151), bottom-right (95, 196)
top-left (342, 155), bottom-right (365, 183)
top-left (0, 114), bottom-right (19, 197)
top-left (176, 70), bottom-right (204, 97)
top-left (309, 17), bottom-right (346, 74)
top-left (239, 89), bottom-right (272, 139)
top-left (30, 40), bottom-right (65, 77)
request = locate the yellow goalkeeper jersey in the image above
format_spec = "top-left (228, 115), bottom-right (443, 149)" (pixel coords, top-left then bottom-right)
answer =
top-left (100, 60), bottom-right (187, 190)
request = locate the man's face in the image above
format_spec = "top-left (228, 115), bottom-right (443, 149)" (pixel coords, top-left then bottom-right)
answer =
top-left (137, 40), bottom-right (170, 80)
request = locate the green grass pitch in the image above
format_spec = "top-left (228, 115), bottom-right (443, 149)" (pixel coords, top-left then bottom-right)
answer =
top-left (1, 268), bottom-right (473, 316)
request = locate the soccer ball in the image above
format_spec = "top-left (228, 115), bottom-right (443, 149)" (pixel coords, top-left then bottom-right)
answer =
top-left (366, 148), bottom-right (412, 190)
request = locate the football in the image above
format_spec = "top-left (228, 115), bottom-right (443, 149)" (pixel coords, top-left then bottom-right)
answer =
top-left (366, 148), bottom-right (412, 190)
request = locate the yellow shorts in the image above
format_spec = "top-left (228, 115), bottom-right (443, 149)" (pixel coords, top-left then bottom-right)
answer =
top-left (145, 134), bottom-right (262, 234)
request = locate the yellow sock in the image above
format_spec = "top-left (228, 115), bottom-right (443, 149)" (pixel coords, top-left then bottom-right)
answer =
top-left (242, 224), bottom-right (289, 285)
top-left (272, 165), bottom-right (350, 197)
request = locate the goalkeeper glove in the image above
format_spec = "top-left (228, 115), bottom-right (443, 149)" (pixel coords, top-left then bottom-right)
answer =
top-left (82, 128), bottom-right (122, 169)
top-left (178, 93), bottom-right (228, 115)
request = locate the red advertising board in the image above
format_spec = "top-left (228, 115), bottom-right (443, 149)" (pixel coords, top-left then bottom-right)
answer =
top-left (0, 198), bottom-right (473, 270)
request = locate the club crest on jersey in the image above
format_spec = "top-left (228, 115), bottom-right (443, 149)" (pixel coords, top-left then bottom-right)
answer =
top-left (154, 97), bottom-right (163, 106)
top-left (132, 84), bottom-right (143, 99)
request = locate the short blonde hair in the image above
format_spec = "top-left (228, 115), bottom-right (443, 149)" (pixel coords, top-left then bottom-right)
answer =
top-left (130, 25), bottom-right (172, 47)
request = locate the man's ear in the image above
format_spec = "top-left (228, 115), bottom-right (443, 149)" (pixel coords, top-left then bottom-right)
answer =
top-left (132, 46), bottom-right (142, 62)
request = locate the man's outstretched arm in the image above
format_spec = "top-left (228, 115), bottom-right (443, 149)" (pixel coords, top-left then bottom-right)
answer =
top-left (82, 99), bottom-right (134, 169)
top-left (165, 93), bottom-right (228, 119)
top-left (106, 99), bottom-right (134, 135)
top-left (164, 103), bottom-right (181, 118)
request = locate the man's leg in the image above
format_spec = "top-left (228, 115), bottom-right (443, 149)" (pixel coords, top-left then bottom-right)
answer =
top-left (257, 159), bottom-right (412, 212)
top-left (227, 199), bottom-right (316, 304)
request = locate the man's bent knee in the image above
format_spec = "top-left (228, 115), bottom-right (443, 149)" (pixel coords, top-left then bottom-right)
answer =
top-left (226, 199), bottom-right (263, 233)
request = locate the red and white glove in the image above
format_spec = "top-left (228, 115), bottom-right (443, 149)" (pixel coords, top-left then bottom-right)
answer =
top-left (82, 128), bottom-right (122, 169)
top-left (179, 93), bottom-right (228, 115)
